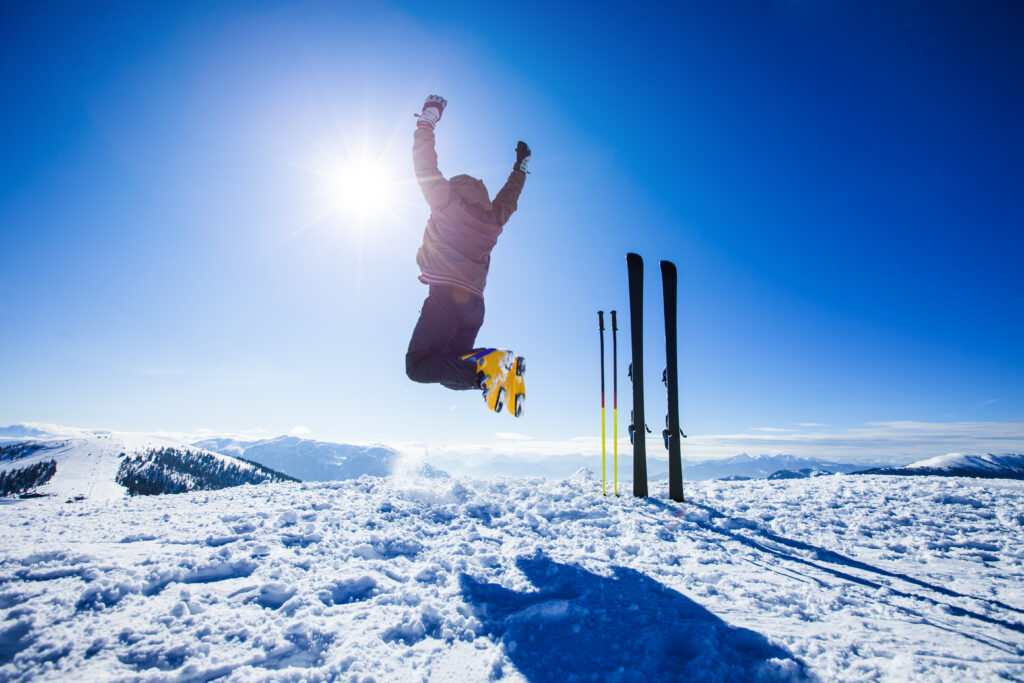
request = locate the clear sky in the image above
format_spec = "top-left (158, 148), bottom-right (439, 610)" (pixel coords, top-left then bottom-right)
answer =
top-left (2, 1), bottom-right (1022, 462)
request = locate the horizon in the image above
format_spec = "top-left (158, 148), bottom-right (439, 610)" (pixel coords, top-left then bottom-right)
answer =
top-left (3, 3), bottom-right (1022, 462)
top-left (4, 418), bottom-right (1024, 470)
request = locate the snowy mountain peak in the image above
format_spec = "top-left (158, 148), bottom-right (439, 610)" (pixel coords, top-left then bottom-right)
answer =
top-left (857, 452), bottom-right (1024, 479)
top-left (908, 452), bottom-right (1024, 471)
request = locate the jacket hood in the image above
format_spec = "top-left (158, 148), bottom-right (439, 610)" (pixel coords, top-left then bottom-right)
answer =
top-left (450, 174), bottom-right (492, 213)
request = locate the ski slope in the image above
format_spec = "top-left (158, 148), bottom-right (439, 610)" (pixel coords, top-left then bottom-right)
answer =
top-left (1, 473), bottom-right (1022, 680)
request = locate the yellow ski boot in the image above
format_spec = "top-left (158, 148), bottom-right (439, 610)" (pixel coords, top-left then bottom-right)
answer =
top-left (502, 355), bottom-right (526, 418)
top-left (461, 348), bottom-right (524, 416)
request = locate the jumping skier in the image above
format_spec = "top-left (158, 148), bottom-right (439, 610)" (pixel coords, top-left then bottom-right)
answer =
top-left (404, 95), bottom-right (530, 416)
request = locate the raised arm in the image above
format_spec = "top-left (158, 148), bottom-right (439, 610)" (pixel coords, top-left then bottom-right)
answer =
top-left (412, 95), bottom-right (451, 211)
top-left (492, 141), bottom-right (530, 226)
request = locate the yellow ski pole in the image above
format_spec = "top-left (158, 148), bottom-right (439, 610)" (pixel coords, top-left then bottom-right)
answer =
top-left (611, 310), bottom-right (618, 496)
top-left (598, 311), bottom-right (606, 496)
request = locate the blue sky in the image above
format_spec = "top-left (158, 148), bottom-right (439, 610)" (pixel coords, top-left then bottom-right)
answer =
top-left (2, 1), bottom-right (1022, 462)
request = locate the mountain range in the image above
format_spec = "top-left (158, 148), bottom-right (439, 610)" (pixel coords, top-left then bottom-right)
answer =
top-left (0, 433), bottom-right (294, 500)
top-left (0, 426), bottom-right (445, 500)
top-left (192, 436), bottom-right (448, 481)
top-left (680, 453), bottom-right (872, 481)
top-left (5, 423), bottom-right (1022, 499)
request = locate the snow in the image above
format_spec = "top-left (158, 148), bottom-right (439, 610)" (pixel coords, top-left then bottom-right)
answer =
top-left (1, 473), bottom-right (1023, 680)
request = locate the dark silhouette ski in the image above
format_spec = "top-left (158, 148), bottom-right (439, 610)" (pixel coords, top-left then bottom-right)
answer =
top-left (627, 253), bottom-right (648, 497)
top-left (661, 260), bottom-right (685, 502)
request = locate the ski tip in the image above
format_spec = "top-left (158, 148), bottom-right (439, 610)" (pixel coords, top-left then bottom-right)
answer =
top-left (660, 260), bottom-right (677, 273)
top-left (626, 252), bottom-right (642, 262)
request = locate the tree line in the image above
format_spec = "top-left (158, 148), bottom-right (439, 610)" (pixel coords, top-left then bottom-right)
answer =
top-left (0, 459), bottom-right (57, 496)
top-left (116, 446), bottom-right (298, 496)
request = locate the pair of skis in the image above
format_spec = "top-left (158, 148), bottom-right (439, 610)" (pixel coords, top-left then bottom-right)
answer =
top-left (626, 253), bottom-right (685, 502)
top-left (597, 310), bottom-right (618, 496)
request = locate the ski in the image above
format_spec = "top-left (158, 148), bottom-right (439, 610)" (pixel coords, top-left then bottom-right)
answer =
top-left (661, 260), bottom-right (685, 502)
top-left (626, 253), bottom-right (648, 497)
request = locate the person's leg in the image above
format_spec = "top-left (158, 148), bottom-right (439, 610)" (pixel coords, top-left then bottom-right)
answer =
top-left (440, 290), bottom-right (486, 390)
top-left (406, 286), bottom-right (481, 390)
top-left (446, 288), bottom-right (486, 355)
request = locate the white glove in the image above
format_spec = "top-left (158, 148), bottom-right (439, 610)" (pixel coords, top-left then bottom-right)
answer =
top-left (515, 141), bottom-right (531, 173)
top-left (416, 95), bottom-right (447, 129)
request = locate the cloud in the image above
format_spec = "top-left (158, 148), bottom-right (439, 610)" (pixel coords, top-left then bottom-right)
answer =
top-left (0, 421), bottom-right (92, 439)
top-left (496, 432), bottom-right (532, 441)
top-left (979, 398), bottom-right (999, 407)
top-left (798, 423), bottom-right (828, 427)
top-left (751, 427), bottom-right (796, 433)
top-left (288, 425), bottom-right (312, 437)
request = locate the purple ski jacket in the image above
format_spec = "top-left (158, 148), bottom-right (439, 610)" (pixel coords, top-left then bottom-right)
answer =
top-left (412, 124), bottom-right (526, 298)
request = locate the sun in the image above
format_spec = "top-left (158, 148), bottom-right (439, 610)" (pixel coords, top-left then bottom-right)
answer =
top-left (331, 158), bottom-right (395, 220)
top-left (283, 116), bottom-right (417, 249)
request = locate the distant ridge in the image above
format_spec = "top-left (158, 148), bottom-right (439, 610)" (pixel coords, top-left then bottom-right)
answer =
top-left (193, 435), bottom-right (448, 481)
top-left (683, 453), bottom-right (871, 482)
top-left (856, 453), bottom-right (1024, 480)
top-left (767, 468), bottom-right (833, 481)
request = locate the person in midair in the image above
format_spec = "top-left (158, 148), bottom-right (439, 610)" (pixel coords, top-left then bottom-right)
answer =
top-left (405, 95), bottom-right (530, 402)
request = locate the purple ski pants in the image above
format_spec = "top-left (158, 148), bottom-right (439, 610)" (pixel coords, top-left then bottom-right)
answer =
top-left (405, 285), bottom-right (484, 391)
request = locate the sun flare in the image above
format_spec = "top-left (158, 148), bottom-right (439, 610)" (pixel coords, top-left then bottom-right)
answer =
top-left (331, 159), bottom-right (394, 219)
top-left (287, 120), bottom-right (417, 248)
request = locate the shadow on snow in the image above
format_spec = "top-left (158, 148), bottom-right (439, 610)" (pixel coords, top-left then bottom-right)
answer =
top-left (460, 552), bottom-right (808, 682)
top-left (648, 500), bottom-right (1024, 653)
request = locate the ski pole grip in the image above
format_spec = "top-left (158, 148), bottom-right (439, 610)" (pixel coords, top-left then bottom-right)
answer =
top-left (598, 310), bottom-right (605, 330)
top-left (610, 310), bottom-right (617, 330)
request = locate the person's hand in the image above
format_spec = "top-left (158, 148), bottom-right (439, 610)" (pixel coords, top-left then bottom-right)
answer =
top-left (515, 141), bottom-right (531, 173)
top-left (416, 95), bottom-right (447, 129)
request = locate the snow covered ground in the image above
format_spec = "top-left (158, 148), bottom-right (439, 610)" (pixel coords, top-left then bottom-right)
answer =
top-left (2, 473), bottom-right (1023, 681)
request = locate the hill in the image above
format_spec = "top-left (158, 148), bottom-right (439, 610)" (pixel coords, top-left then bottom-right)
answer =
top-left (0, 433), bottom-right (295, 500)
top-left (856, 453), bottom-right (1024, 479)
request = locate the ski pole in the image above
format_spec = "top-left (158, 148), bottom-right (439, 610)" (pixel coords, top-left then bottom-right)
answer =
top-left (598, 310), bottom-right (606, 496)
top-left (611, 310), bottom-right (618, 496)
